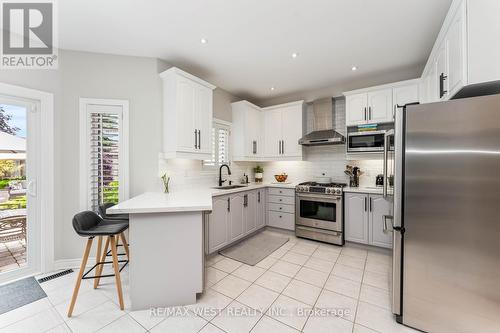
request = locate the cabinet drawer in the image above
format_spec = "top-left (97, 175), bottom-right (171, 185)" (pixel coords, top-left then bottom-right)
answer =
top-left (268, 195), bottom-right (295, 205)
top-left (267, 211), bottom-right (294, 230)
top-left (268, 187), bottom-right (294, 197)
top-left (268, 203), bottom-right (295, 214)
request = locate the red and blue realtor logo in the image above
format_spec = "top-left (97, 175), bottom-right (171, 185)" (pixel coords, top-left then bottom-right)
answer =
top-left (1, 0), bottom-right (58, 69)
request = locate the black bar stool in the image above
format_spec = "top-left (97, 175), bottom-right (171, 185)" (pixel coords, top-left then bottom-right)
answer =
top-left (68, 211), bottom-right (129, 317)
top-left (94, 203), bottom-right (130, 289)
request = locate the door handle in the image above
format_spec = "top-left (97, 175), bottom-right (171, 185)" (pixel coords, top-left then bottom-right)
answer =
top-left (369, 197), bottom-right (372, 212)
top-left (258, 191), bottom-right (260, 203)
top-left (227, 198), bottom-right (230, 212)
top-left (244, 194), bottom-right (248, 207)
top-left (253, 140), bottom-right (256, 154)
top-left (194, 129), bottom-right (198, 149)
top-left (198, 130), bottom-right (201, 149)
top-left (369, 106), bottom-right (372, 120)
top-left (278, 141), bottom-right (281, 155)
top-left (364, 107), bottom-right (367, 121)
top-left (364, 196), bottom-right (367, 211)
top-left (281, 140), bottom-right (284, 155)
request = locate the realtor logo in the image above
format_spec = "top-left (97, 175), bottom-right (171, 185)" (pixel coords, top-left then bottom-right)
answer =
top-left (1, 0), bottom-right (58, 69)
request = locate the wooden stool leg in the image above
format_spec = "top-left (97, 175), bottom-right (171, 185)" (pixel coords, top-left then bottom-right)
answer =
top-left (94, 235), bottom-right (102, 274)
top-left (68, 238), bottom-right (93, 317)
top-left (110, 235), bottom-right (124, 310)
top-left (94, 236), bottom-right (109, 289)
top-left (120, 232), bottom-right (130, 261)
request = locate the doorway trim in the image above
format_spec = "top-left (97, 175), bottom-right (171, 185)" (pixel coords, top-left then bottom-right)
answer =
top-left (0, 82), bottom-right (54, 284)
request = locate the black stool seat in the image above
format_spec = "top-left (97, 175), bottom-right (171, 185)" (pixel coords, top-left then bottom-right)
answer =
top-left (73, 211), bottom-right (128, 237)
top-left (99, 203), bottom-right (129, 221)
top-left (68, 210), bottom-right (129, 317)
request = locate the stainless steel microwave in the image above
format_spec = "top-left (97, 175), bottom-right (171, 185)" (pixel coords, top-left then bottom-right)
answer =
top-left (347, 130), bottom-right (386, 153)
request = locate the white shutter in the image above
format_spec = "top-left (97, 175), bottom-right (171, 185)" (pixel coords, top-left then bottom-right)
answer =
top-left (217, 127), bottom-right (229, 164)
top-left (89, 112), bottom-right (121, 211)
top-left (203, 120), bottom-right (230, 168)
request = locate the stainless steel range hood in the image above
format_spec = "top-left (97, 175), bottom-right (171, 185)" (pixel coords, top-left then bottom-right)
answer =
top-left (298, 98), bottom-right (345, 146)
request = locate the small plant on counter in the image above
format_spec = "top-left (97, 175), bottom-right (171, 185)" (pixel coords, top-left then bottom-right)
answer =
top-left (161, 173), bottom-right (170, 193)
top-left (254, 165), bottom-right (264, 183)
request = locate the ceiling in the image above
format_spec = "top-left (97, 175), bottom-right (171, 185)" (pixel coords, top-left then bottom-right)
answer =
top-left (59, 0), bottom-right (452, 102)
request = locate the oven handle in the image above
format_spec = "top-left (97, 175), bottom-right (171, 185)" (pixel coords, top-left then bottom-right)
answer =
top-left (296, 225), bottom-right (342, 237)
top-left (296, 193), bottom-right (342, 202)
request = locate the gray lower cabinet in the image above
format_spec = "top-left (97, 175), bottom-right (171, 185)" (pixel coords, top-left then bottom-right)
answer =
top-left (229, 194), bottom-right (245, 241)
top-left (207, 189), bottom-right (266, 254)
top-left (256, 189), bottom-right (266, 229)
top-left (368, 195), bottom-right (392, 248)
top-left (207, 195), bottom-right (230, 253)
top-left (345, 193), bottom-right (369, 244)
top-left (345, 192), bottom-right (392, 248)
top-left (267, 187), bottom-right (295, 230)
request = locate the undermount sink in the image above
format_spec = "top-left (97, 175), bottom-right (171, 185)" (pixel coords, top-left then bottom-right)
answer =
top-left (212, 185), bottom-right (248, 190)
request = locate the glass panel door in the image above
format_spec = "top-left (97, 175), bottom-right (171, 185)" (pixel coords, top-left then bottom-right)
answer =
top-left (0, 95), bottom-right (39, 281)
top-left (0, 102), bottom-right (28, 274)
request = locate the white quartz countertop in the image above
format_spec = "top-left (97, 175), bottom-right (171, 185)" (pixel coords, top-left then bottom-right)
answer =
top-left (210, 182), bottom-right (298, 197)
top-left (343, 186), bottom-right (385, 194)
top-left (107, 191), bottom-right (213, 214)
top-left (107, 182), bottom-right (300, 215)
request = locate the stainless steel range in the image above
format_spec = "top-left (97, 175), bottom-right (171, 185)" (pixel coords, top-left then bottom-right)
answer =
top-left (295, 182), bottom-right (346, 245)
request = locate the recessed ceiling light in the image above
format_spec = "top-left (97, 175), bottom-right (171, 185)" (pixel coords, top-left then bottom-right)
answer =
top-left (292, 53), bottom-right (298, 58)
top-left (351, 66), bottom-right (358, 71)
top-left (200, 38), bottom-right (208, 44)
top-left (270, 87), bottom-right (275, 91)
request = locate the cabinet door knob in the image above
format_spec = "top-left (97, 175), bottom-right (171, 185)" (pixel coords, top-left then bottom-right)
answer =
top-left (279, 216), bottom-right (282, 218)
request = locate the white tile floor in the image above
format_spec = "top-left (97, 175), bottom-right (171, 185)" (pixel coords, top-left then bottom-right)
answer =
top-left (0, 229), bottom-right (419, 333)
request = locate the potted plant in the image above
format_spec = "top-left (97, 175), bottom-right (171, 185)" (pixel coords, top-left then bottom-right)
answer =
top-left (253, 165), bottom-right (264, 183)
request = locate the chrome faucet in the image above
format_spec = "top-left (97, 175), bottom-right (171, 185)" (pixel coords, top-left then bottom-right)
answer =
top-left (218, 164), bottom-right (231, 187)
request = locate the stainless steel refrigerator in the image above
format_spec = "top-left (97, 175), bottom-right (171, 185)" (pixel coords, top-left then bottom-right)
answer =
top-left (385, 93), bottom-right (500, 333)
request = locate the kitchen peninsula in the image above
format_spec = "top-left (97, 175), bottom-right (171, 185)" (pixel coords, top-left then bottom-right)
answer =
top-left (107, 190), bottom-right (212, 310)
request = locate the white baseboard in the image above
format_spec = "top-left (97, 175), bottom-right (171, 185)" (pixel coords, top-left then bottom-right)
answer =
top-left (54, 257), bottom-right (97, 270)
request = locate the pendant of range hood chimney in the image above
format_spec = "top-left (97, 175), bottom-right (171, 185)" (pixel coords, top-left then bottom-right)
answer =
top-left (298, 97), bottom-right (346, 146)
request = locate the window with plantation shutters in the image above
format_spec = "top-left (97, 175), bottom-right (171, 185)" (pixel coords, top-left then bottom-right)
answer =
top-left (80, 99), bottom-right (129, 212)
top-left (89, 112), bottom-right (120, 211)
top-left (203, 120), bottom-right (230, 168)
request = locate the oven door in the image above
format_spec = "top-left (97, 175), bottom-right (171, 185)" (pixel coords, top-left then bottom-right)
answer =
top-left (296, 193), bottom-right (342, 232)
top-left (347, 130), bottom-right (386, 153)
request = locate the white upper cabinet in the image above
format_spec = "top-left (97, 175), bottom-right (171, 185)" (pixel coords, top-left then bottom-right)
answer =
top-left (280, 104), bottom-right (303, 157)
top-left (232, 100), bottom-right (303, 161)
top-left (160, 67), bottom-right (216, 160)
top-left (421, 0), bottom-right (500, 102)
top-left (367, 89), bottom-right (392, 123)
top-left (231, 101), bottom-right (263, 161)
top-left (263, 109), bottom-right (282, 157)
top-left (345, 93), bottom-right (368, 125)
top-left (263, 101), bottom-right (304, 160)
top-left (345, 80), bottom-right (419, 126)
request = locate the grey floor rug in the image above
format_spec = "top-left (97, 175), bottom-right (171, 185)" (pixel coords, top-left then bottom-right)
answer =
top-left (0, 277), bottom-right (47, 315)
top-left (220, 232), bottom-right (289, 265)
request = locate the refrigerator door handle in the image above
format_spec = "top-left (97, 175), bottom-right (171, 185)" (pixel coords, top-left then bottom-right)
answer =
top-left (383, 130), bottom-right (394, 198)
top-left (392, 224), bottom-right (403, 316)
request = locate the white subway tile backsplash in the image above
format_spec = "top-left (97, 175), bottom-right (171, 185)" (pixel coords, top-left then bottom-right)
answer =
top-left (159, 97), bottom-right (382, 190)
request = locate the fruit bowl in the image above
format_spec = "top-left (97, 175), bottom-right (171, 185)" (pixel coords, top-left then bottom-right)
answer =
top-left (274, 174), bottom-right (288, 182)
